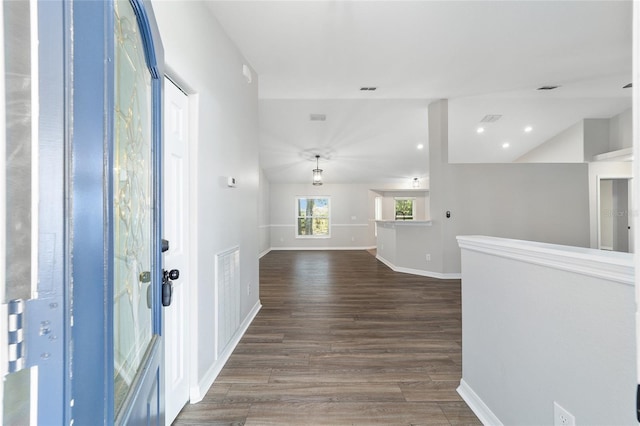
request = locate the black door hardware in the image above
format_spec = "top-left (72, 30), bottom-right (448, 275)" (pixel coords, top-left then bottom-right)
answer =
top-left (162, 268), bottom-right (180, 307)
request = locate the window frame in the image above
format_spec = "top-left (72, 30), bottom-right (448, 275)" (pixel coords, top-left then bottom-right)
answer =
top-left (394, 197), bottom-right (416, 221)
top-left (295, 196), bottom-right (331, 238)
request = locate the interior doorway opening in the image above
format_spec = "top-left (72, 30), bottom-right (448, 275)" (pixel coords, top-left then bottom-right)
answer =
top-left (598, 177), bottom-right (633, 253)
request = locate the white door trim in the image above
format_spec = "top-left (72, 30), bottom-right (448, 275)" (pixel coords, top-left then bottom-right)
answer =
top-left (163, 72), bottom-right (199, 424)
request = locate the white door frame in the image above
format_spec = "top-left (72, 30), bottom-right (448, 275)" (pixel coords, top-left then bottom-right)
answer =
top-left (633, 0), bottom-right (640, 415)
top-left (596, 175), bottom-right (633, 252)
top-left (163, 69), bottom-right (200, 419)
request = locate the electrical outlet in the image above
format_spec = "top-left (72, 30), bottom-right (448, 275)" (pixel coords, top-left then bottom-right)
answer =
top-left (553, 402), bottom-right (575, 426)
top-left (426, 253), bottom-right (431, 261)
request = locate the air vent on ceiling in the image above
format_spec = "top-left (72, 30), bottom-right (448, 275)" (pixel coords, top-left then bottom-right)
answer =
top-left (309, 114), bottom-right (326, 121)
top-left (360, 87), bottom-right (377, 91)
top-left (537, 85), bottom-right (560, 91)
top-left (480, 114), bottom-right (502, 123)
top-left (623, 83), bottom-right (632, 89)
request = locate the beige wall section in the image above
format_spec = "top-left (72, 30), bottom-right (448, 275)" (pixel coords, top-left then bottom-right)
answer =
top-left (152, 0), bottom-right (260, 396)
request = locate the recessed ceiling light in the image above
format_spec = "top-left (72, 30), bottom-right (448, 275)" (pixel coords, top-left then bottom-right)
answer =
top-left (477, 127), bottom-right (485, 134)
top-left (502, 142), bottom-right (510, 149)
top-left (623, 83), bottom-right (632, 89)
top-left (524, 126), bottom-right (533, 133)
top-left (537, 85), bottom-right (560, 91)
top-left (360, 87), bottom-right (377, 91)
top-left (417, 144), bottom-right (424, 150)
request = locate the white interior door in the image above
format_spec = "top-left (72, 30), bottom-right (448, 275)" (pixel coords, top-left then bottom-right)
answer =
top-left (164, 77), bottom-right (190, 425)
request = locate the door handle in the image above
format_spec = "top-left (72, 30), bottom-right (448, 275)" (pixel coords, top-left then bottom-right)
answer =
top-left (162, 269), bottom-right (180, 307)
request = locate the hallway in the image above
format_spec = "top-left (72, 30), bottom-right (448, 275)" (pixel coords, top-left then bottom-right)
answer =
top-left (174, 250), bottom-right (481, 425)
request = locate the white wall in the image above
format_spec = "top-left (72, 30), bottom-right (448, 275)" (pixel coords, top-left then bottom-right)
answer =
top-left (152, 0), bottom-right (260, 397)
top-left (516, 110), bottom-right (632, 164)
top-left (259, 168), bottom-right (270, 256)
top-left (269, 183), bottom-right (377, 249)
top-left (515, 121), bottom-right (584, 163)
top-left (609, 108), bottom-right (633, 150)
top-left (599, 179), bottom-right (614, 249)
top-left (583, 118), bottom-right (611, 161)
top-left (458, 236), bottom-right (635, 426)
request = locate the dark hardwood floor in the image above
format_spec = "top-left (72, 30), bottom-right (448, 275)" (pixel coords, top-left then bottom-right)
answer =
top-left (173, 250), bottom-right (481, 425)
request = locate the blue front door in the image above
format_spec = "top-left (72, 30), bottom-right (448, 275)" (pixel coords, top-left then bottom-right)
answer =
top-left (71, 0), bottom-right (165, 424)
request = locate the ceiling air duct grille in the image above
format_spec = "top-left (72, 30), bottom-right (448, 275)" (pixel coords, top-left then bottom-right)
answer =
top-left (309, 114), bottom-right (327, 121)
top-left (480, 114), bottom-right (502, 123)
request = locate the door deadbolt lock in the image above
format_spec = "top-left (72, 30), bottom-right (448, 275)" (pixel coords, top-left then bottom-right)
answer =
top-left (161, 269), bottom-right (180, 307)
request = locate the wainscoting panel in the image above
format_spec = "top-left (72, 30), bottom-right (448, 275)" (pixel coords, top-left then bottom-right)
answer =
top-left (215, 246), bottom-right (240, 359)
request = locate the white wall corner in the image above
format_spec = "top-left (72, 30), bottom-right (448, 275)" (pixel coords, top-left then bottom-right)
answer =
top-left (259, 248), bottom-right (272, 258)
top-left (457, 379), bottom-right (504, 426)
top-left (376, 254), bottom-right (461, 280)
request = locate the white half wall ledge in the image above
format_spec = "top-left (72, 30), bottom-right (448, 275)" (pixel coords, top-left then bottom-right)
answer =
top-left (376, 254), bottom-right (461, 280)
top-left (457, 379), bottom-right (503, 426)
top-left (457, 235), bottom-right (633, 286)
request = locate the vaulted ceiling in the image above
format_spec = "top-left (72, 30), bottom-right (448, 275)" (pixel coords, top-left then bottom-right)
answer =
top-left (206, 0), bottom-right (632, 185)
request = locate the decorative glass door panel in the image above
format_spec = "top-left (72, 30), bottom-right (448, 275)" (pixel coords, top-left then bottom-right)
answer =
top-left (113, 0), bottom-right (154, 414)
top-left (2, 0), bottom-right (34, 423)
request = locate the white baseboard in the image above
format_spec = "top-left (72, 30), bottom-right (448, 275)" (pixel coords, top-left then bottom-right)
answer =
top-left (259, 248), bottom-right (271, 258)
top-left (457, 379), bottom-right (503, 426)
top-left (270, 246), bottom-right (377, 251)
top-left (375, 254), bottom-right (461, 280)
top-left (189, 300), bottom-right (262, 403)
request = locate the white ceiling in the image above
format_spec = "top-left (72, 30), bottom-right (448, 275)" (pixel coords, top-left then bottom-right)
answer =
top-left (206, 0), bottom-right (632, 184)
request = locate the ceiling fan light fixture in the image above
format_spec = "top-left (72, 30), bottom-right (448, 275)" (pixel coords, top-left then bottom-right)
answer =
top-left (312, 155), bottom-right (323, 186)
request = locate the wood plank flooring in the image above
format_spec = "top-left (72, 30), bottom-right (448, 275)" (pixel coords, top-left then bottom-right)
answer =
top-left (173, 250), bottom-right (481, 425)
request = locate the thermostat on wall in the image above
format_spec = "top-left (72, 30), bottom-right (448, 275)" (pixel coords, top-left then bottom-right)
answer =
top-left (227, 177), bottom-right (237, 187)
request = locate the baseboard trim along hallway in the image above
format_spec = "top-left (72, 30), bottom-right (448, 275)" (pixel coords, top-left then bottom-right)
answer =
top-left (175, 250), bottom-right (481, 424)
